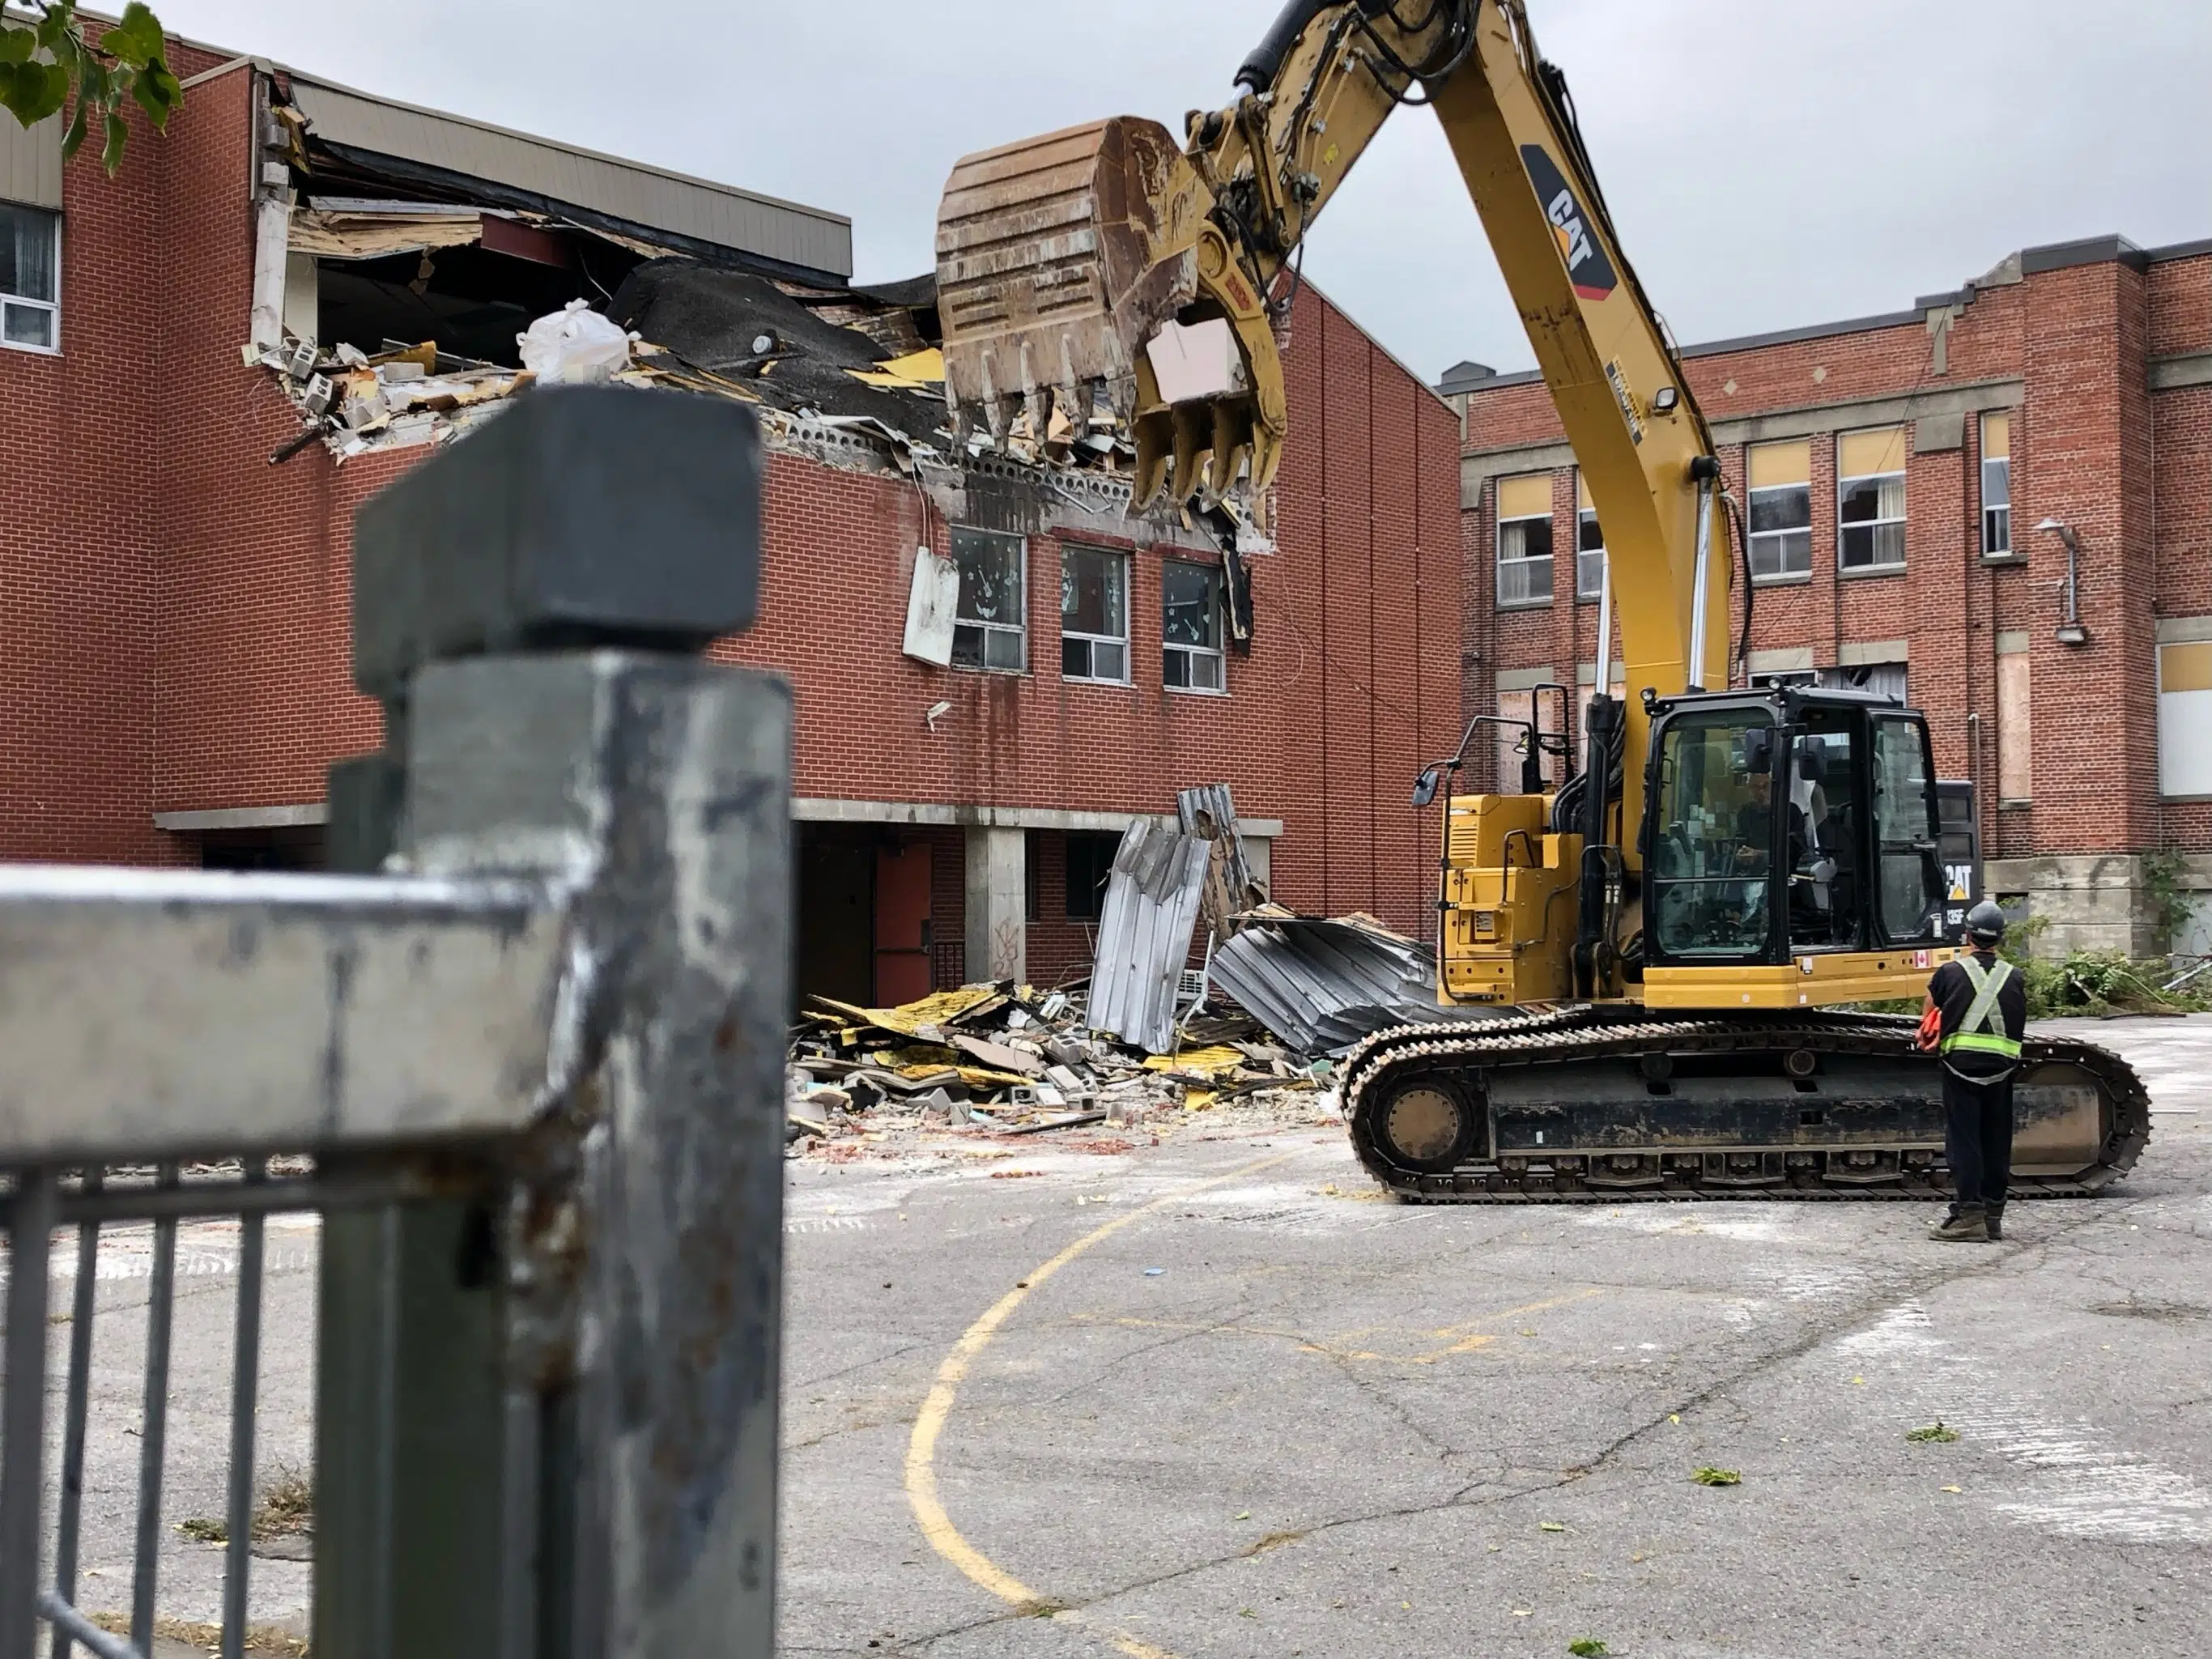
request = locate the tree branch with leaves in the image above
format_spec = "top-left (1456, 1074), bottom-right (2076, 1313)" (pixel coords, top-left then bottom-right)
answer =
top-left (0, 1), bottom-right (178, 172)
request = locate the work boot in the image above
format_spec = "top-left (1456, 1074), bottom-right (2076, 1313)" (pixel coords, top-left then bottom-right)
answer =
top-left (1929, 1205), bottom-right (1988, 1243)
top-left (1984, 1204), bottom-right (2006, 1242)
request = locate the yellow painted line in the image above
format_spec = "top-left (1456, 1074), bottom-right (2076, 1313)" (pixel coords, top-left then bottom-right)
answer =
top-left (904, 1151), bottom-right (1298, 1655)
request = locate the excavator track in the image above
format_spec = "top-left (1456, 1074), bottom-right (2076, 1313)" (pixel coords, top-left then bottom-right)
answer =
top-left (1342, 1007), bottom-right (2150, 1203)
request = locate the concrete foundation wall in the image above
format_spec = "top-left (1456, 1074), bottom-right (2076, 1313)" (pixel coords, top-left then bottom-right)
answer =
top-left (1984, 852), bottom-right (2212, 957)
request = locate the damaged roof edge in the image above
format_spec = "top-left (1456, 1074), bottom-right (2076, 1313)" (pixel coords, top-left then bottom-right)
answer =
top-left (308, 140), bottom-right (849, 290)
top-left (279, 66), bottom-right (853, 281)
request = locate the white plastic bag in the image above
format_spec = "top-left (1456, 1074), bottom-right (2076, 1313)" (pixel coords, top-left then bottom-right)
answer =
top-left (517, 299), bottom-right (633, 385)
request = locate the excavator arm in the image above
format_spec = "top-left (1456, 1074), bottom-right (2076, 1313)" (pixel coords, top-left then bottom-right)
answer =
top-left (935, 0), bottom-right (1734, 749)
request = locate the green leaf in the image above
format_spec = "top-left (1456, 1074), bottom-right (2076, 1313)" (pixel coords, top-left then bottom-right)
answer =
top-left (1905, 1422), bottom-right (1960, 1444)
top-left (1692, 1466), bottom-right (1741, 1487)
top-left (100, 105), bottom-right (127, 175)
top-left (2, 60), bottom-right (69, 126)
top-left (59, 91), bottom-right (88, 158)
top-left (130, 62), bottom-right (180, 130)
top-left (1569, 1643), bottom-right (1610, 1657)
top-left (0, 27), bottom-right (34, 67)
top-left (99, 2), bottom-right (165, 68)
top-left (33, 3), bottom-right (76, 54)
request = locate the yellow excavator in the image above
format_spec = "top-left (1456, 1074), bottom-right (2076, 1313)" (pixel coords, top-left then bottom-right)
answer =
top-left (934, 0), bottom-right (2147, 1201)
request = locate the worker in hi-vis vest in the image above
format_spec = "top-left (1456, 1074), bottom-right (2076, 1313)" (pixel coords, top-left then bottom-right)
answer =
top-left (1918, 900), bottom-right (2028, 1241)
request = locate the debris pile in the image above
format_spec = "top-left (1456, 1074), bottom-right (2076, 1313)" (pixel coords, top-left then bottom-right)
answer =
top-left (784, 782), bottom-right (1478, 1156)
top-left (785, 981), bottom-right (1339, 1151)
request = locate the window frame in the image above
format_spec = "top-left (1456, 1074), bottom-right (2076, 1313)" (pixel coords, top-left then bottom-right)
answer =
top-left (0, 202), bottom-right (62, 356)
top-left (1058, 542), bottom-right (1130, 686)
top-left (949, 525), bottom-right (1027, 675)
top-left (1161, 558), bottom-right (1227, 694)
top-left (1980, 413), bottom-right (2012, 559)
top-left (1495, 474), bottom-right (1555, 610)
top-left (1745, 440), bottom-right (1814, 585)
top-left (1836, 429), bottom-right (1908, 574)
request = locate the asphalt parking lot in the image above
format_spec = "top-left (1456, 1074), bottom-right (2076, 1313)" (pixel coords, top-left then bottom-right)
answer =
top-left (780, 1015), bottom-right (2212, 1657)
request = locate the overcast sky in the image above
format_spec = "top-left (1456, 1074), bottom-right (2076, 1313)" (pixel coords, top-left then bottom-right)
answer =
top-left (160, 0), bottom-right (2209, 381)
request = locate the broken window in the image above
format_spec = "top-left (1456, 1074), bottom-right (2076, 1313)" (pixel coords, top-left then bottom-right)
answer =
top-left (1574, 474), bottom-right (1606, 602)
top-left (1980, 414), bottom-right (2011, 557)
top-left (1495, 474), bottom-right (1553, 607)
top-left (951, 526), bottom-right (1027, 673)
top-left (1065, 831), bottom-right (1120, 922)
top-left (0, 202), bottom-right (59, 351)
top-left (1060, 545), bottom-right (1128, 683)
top-left (1163, 560), bottom-right (1225, 692)
top-left (1747, 440), bottom-right (1812, 581)
top-left (1838, 427), bottom-right (1908, 571)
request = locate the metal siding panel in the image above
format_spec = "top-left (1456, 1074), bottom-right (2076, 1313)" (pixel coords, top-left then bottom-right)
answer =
top-left (0, 110), bottom-right (62, 210)
top-left (288, 78), bottom-right (851, 275)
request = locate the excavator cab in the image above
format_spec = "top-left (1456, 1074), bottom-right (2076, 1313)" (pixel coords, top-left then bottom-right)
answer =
top-left (1642, 686), bottom-right (1947, 981)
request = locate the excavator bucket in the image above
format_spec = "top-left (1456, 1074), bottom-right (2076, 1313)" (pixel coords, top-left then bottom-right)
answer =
top-left (935, 117), bottom-right (1277, 516)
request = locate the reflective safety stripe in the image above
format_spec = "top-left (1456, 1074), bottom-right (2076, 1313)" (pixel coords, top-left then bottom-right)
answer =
top-left (1943, 1031), bottom-right (2021, 1057)
top-left (1939, 955), bottom-right (2022, 1059)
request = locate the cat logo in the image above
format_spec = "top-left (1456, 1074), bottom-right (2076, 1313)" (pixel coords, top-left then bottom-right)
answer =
top-left (1520, 145), bottom-right (1618, 302)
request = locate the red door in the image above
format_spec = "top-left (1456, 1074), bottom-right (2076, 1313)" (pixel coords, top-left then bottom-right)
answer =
top-left (874, 840), bottom-right (934, 1006)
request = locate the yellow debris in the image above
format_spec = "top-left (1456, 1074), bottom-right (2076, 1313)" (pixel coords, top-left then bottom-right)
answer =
top-left (845, 347), bottom-right (946, 389)
top-left (1142, 1045), bottom-right (1245, 1077)
top-left (1184, 1090), bottom-right (1218, 1111)
top-left (813, 984), bottom-right (1002, 1036)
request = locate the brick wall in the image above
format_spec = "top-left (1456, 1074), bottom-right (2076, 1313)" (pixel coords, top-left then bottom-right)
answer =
top-left (1, 78), bottom-right (1463, 942)
top-left (1457, 241), bottom-right (2212, 863)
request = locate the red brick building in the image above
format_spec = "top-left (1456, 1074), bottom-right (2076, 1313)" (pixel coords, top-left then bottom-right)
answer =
top-left (1446, 236), bottom-right (2212, 955)
top-left (0, 40), bottom-right (1461, 1002)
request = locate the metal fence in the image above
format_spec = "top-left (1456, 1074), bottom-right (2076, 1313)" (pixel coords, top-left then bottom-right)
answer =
top-left (0, 387), bottom-right (789, 1659)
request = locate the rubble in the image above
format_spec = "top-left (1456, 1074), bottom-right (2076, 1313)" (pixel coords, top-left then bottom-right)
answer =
top-left (783, 784), bottom-right (1457, 1159)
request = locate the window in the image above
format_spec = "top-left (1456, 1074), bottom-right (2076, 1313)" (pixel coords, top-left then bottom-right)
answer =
top-left (2158, 633), bottom-right (2212, 798)
top-left (1059, 545), bottom-right (1128, 683)
top-left (1162, 560), bottom-right (1224, 691)
top-left (1872, 714), bottom-right (1939, 942)
top-left (1823, 661), bottom-right (1907, 704)
top-left (1980, 413), bottom-right (2011, 557)
top-left (1495, 474), bottom-right (1553, 607)
top-left (1746, 440), bottom-right (1812, 581)
top-left (1649, 711), bottom-right (1776, 959)
top-left (1, 202), bottom-right (59, 352)
top-left (1574, 474), bottom-right (1606, 602)
top-left (951, 526), bottom-right (1026, 672)
top-left (1495, 683), bottom-right (1565, 791)
top-left (1837, 427), bottom-right (1907, 571)
top-left (1065, 831), bottom-right (1120, 921)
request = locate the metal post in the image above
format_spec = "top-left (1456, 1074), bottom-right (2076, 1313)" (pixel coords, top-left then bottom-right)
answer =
top-left (320, 385), bottom-right (781, 1657)
top-left (130, 1166), bottom-right (180, 1659)
top-left (1687, 471), bottom-right (1715, 691)
top-left (50, 1174), bottom-right (101, 1659)
top-left (0, 1171), bottom-right (56, 1659)
top-left (220, 1160), bottom-right (267, 1659)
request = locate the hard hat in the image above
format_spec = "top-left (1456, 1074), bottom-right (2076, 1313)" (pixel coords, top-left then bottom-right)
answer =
top-left (1964, 900), bottom-right (2007, 946)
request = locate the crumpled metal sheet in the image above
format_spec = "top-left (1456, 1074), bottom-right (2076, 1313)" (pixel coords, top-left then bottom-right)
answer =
top-left (1210, 917), bottom-right (1494, 1055)
top-left (1088, 819), bottom-right (1210, 1053)
top-left (1176, 783), bottom-right (1257, 906)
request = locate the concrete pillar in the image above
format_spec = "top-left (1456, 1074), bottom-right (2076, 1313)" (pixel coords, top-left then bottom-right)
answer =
top-left (965, 825), bottom-right (1026, 983)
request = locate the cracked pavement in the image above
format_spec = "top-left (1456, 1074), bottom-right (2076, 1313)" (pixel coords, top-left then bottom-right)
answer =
top-left (778, 1015), bottom-right (2212, 1657)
